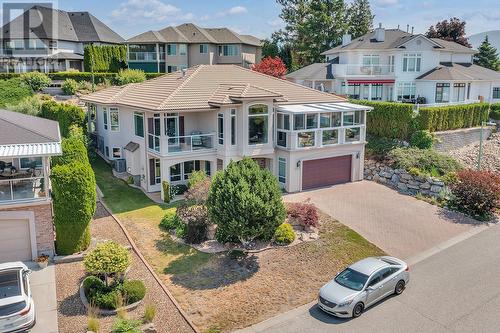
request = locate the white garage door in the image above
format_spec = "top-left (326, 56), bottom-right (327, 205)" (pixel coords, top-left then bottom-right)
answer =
top-left (0, 219), bottom-right (32, 262)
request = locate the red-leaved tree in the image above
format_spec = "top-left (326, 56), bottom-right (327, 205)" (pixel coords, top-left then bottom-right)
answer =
top-left (252, 56), bottom-right (287, 79)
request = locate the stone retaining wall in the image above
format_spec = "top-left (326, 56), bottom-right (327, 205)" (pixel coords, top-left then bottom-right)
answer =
top-left (433, 126), bottom-right (495, 152)
top-left (364, 160), bottom-right (446, 197)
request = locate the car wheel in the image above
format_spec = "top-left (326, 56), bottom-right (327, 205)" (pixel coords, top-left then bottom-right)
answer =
top-left (352, 302), bottom-right (364, 318)
top-left (395, 280), bottom-right (405, 295)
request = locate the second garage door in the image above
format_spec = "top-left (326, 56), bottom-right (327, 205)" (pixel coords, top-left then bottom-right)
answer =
top-left (302, 155), bottom-right (352, 190)
top-left (0, 219), bottom-right (32, 262)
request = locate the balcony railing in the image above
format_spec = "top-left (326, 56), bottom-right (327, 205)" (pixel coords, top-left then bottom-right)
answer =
top-left (333, 64), bottom-right (395, 77)
top-left (0, 177), bottom-right (46, 204)
top-left (128, 52), bottom-right (165, 61)
top-left (276, 126), bottom-right (365, 150)
top-left (148, 133), bottom-right (216, 156)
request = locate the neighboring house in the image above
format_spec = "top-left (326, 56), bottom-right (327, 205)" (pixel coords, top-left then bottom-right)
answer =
top-left (287, 25), bottom-right (500, 105)
top-left (82, 65), bottom-right (371, 196)
top-left (0, 5), bottom-right (124, 73)
top-left (0, 110), bottom-right (61, 262)
top-left (126, 23), bottom-right (262, 73)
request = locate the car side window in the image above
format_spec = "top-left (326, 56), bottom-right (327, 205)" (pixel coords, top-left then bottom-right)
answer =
top-left (381, 267), bottom-right (395, 280)
top-left (367, 272), bottom-right (382, 287)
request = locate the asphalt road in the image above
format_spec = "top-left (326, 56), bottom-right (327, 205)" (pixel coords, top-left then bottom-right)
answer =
top-left (237, 222), bottom-right (500, 333)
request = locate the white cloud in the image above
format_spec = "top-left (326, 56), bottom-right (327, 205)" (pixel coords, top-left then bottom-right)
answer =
top-left (110, 0), bottom-right (188, 23)
top-left (215, 6), bottom-right (248, 18)
top-left (375, 0), bottom-right (399, 8)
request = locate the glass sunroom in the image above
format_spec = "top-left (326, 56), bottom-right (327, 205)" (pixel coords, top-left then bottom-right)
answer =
top-left (275, 102), bottom-right (369, 150)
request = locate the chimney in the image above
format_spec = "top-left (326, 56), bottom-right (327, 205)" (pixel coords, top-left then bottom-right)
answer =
top-left (411, 26), bottom-right (414, 34)
top-left (342, 33), bottom-right (352, 46)
top-left (407, 24), bottom-right (409, 33)
top-left (397, 24), bottom-right (400, 30)
top-left (374, 23), bottom-right (385, 42)
top-left (181, 68), bottom-right (187, 77)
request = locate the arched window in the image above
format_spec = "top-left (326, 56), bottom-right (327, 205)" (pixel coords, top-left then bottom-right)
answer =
top-left (248, 104), bottom-right (268, 145)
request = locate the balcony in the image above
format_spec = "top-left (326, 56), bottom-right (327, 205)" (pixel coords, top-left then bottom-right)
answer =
top-left (0, 176), bottom-right (46, 204)
top-left (128, 52), bottom-right (165, 61)
top-left (332, 64), bottom-right (395, 77)
top-left (148, 133), bottom-right (216, 156)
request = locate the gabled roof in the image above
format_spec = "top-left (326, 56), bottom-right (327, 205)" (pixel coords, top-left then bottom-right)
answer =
top-left (126, 23), bottom-right (261, 47)
top-left (286, 63), bottom-right (330, 81)
top-left (1, 5), bottom-right (123, 43)
top-left (0, 109), bottom-right (61, 157)
top-left (416, 62), bottom-right (500, 81)
top-left (321, 28), bottom-right (476, 55)
top-left (81, 65), bottom-right (346, 111)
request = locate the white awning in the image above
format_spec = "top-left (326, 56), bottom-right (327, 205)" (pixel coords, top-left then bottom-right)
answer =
top-left (0, 142), bottom-right (62, 158)
top-left (276, 102), bottom-right (372, 113)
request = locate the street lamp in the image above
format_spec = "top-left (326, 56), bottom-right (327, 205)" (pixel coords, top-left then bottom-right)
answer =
top-left (477, 120), bottom-right (497, 170)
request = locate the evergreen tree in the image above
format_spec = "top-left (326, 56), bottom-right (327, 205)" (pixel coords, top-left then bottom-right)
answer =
top-left (262, 39), bottom-right (280, 58)
top-left (347, 0), bottom-right (374, 38)
top-left (474, 36), bottom-right (500, 71)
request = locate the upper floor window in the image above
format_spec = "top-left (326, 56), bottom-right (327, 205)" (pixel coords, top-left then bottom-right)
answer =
top-left (217, 113), bottom-right (224, 145)
top-left (134, 112), bottom-right (144, 137)
top-left (362, 54), bottom-right (380, 66)
top-left (403, 53), bottom-right (421, 72)
top-left (20, 157), bottom-right (42, 169)
top-left (389, 55), bottom-right (395, 72)
top-left (179, 44), bottom-right (187, 56)
top-left (248, 104), bottom-right (268, 145)
top-left (230, 109), bottom-right (236, 146)
top-left (435, 83), bottom-right (450, 103)
top-left (109, 107), bottom-right (119, 131)
top-left (276, 113), bottom-right (290, 130)
top-left (103, 108), bottom-right (108, 130)
top-left (219, 44), bottom-right (239, 57)
top-left (320, 113), bottom-right (341, 128)
top-left (200, 44), bottom-right (208, 54)
top-left (343, 111), bottom-right (364, 126)
top-left (493, 87), bottom-right (500, 99)
top-left (167, 44), bottom-right (177, 56)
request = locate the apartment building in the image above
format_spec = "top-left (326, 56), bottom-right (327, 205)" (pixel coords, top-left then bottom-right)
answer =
top-left (82, 65), bottom-right (371, 196)
top-left (126, 23), bottom-right (262, 73)
top-left (287, 25), bottom-right (500, 105)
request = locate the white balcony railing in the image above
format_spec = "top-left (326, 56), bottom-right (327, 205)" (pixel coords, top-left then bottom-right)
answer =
top-left (276, 126), bottom-right (365, 150)
top-left (128, 52), bottom-right (165, 61)
top-left (0, 176), bottom-right (46, 204)
top-left (333, 64), bottom-right (395, 77)
top-left (148, 133), bottom-right (216, 156)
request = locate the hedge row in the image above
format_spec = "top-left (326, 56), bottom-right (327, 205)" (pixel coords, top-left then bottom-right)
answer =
top-left (84, 45), bottom-right (127, 73)
top-left (0, 72), bottom-right (164, 83)
top-left (40, 101), bottom-right (85, 137)
top-left (416, 103), bottom-right (489, 132)
top-left (353, 100), bottom-right (415, 139)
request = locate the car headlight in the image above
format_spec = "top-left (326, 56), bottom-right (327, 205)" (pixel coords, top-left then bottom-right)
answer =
top-left (337, 299), bottom-right (354, 307)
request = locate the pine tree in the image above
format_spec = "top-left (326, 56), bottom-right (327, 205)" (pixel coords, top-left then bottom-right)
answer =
top-left (347, 0), bottom-right (374, 38)
top-left (474, 36), bottom-right (500, 71)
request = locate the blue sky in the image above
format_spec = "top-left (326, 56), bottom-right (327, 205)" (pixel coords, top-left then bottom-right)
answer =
top-left (3, 0), bottom-right (500, 39)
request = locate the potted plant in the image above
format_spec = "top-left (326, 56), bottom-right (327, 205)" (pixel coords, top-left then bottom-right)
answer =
top-left (36, 254), bottom-right (49, 268)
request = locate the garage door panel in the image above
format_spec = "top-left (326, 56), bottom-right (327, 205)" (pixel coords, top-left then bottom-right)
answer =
top-left (0, 219), bottom-right (32, 262)
top-left (302, 155), bottom-right (352, 190)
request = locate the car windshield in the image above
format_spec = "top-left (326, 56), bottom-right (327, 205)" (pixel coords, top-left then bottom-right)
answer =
top-left (0, 270), bottom-right (21, 299)
top-left (335, 268), bottom-right (369, 291)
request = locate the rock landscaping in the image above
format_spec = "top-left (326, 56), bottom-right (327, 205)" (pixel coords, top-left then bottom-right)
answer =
top-left (447, 132), bottom-right (500, 174)
top-left (364, 159), bottom-right (447, 197)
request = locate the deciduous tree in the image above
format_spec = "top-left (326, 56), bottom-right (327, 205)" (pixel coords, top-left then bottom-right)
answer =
top-left (252, 56), bottom-right (288, 78)
top-left (426, 17), bottom-right (471, 48)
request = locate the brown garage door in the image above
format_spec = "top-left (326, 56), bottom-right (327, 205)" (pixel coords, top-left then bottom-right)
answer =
top-left (0, 219), bottom-right (32, 262)
top-left (302, 155), bottom-right (352, 190)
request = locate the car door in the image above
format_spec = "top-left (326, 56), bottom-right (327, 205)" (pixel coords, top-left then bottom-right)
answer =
top-left (364, 270), bottom-right (384, 307)
top-left (379, 267), bottom-right (400, 298)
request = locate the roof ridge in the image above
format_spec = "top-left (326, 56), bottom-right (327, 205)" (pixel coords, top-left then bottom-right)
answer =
top-left (0, 114), bottom-right (58, 143)
top-left (158, 66), bottom-right (204, 109)
top-left (171, 26), bottom-right (189, 41)
top-left (246, 84), bottom-right (282, 96)
top-left (109, 85), bottom-right (134, 103)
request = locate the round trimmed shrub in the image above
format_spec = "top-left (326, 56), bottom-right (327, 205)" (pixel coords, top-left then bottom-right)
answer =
top-left (176, 205), bottom-right (210, 244)
top-left (274, 223), bottom-right (295, 245)
top-left (122, 280), bottom-right (146, 303)
top-left (409, 130), bottom-right (434, 149)
top-left (83, 241), bottom-right (131, 276)
top-left (83, 276), bottom-right (105, 293)
top-left (20, 71), bottom-right (51, 91)
top-left (61, 78), bottom-right (79, 95)
top-left (91, 289), bottom-right (121, 310)
top-left (207, 157), bottom-right (286, 245)
top-left (114, 69), bottom-right (146, 86)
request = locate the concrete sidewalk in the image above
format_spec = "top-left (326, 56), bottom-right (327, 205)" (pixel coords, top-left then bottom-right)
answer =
top-left (27, 262), bottom-right (58, 333)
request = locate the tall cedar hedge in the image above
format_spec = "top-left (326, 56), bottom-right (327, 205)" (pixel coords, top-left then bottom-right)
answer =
top-left (51, 160), bottom-right (96, 254)
top-left (0, 72), bottom-right (164, 83)
top-left (52, 135), bottom-right (89, 167)
top-left (40, 101), bottom-right (85, 137)
top-left (207, 158), bottom-right (286, 245)
top-left (84, 45), bottom-right (127, 73)
top-left (416, 103), bottom-right (490, 132)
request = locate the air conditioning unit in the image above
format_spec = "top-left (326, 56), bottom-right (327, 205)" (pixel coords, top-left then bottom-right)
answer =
top-left (114, 159), bottom-right (127, 173)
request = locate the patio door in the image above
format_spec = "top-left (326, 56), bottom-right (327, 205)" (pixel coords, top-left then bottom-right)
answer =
top-left (165, 114), bottom-right (180, 147)
top-left (147, 114), bottom-right (161, 152)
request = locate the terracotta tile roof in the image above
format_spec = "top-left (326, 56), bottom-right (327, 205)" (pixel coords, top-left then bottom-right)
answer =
top-left (81, 65), bottom-right (345, 111)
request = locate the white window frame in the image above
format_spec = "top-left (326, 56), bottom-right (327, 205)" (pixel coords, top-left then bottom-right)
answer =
top-left (167, 44), bottom-right (177, 56)
top-left (112, 147), bottom-right (122, 159)
top-left (396, 82), bottom-right (416, 101)
top-left (403, 53), bottom-right (422, 72)
top-left (278, 157), bottom-right (286, 185)
top-left (248, 104), bottom-right (269, 145)
top-left (230, 109), bottom-right (237, 146)
top-left (199, 44), bottom-right (208, 54)
top-left (109, 107), bottom-right (119, 131)
top-left (103, 107), bottom-right (108, 130)
top-left (217, 112), bottom-right (224, 145)
top-left (179, 44), bottom-right (187, 56)
top-left (219, 44), bottom-right (240, 57)
top-left (134, 112), bottom-right (144, 138)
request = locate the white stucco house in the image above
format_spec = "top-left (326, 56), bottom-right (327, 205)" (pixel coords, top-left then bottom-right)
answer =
top-left (287, 25), bottom-right (500, 105)
top-left (82, 65), bottom-right (371, 197)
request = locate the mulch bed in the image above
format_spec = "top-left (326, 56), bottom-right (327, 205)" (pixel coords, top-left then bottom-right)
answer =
top-left (55, 202), bottom-right (195, 333)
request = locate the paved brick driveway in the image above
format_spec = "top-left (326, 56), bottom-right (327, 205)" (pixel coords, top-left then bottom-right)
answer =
top-left (284, 181), bottom-right (482, 259)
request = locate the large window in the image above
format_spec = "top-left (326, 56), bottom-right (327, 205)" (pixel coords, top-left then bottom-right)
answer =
top-left (154, 159), bottom-right (161, 184)
top-left (297, 132), bottom-right (315, 148)
top-left (20, 157), bottom-right (42, 169)
top-left (397, 82), bottom-right (416, 101)
top-left (494, 87), bottom-right (500, 99)
top-left (199, 44), bottom-right (208, 54)
top-left (345, 128), bottom-right (361, 142)
top-left (219, 44), bottom-right (239, 56)
top-left (322, 130), bottom-right (338, 145)
top-left (103, 108), bottom-right (108, 130)
top-left (293, 114), bottom-right (305, 130)
top-left (346, 83), bottom-right (361, 99)
top-left (278, 157), bottom-right (286, 184)
top-left (231, 109), bottom-right (236, 146)
top-left (109, 108), bottom-right (119, 131)
top-left (277, 113), bottom-right (290, 130)
top-left (179, 44), bottom-right (187, 56)
top-left (453, 83), bottom-right (466, 102)
top-left (343, 111), bottom-right (364, 126)
top-left (320, 113), bottom-right (341, 128)
top-left (362, 54), bottom-right (380, 66)
top-left (167, 44), bottom-right (177, 56)
top-left (248, 104), bottom-right (268, 145)
top-left (403, 53), bottom-right (421, 72)
top-left (218, 112), bottom-right (224, 145)
top-left (134, 112), bottom-right (144, 137)
top-left (371, 84), bottom-right (383, 101)
top-left (435, 83), bottom-right (450, 103)
top-left (389, 55), bottom-right (395, 72)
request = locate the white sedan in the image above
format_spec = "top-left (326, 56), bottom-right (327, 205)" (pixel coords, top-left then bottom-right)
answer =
top-left (0, 262), bottom-right (36, 333)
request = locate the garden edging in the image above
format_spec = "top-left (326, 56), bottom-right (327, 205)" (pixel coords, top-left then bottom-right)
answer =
top-left (96, 190), bottom-right (200, 333)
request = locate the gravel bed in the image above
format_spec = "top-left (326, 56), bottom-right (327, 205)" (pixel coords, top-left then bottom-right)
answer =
top-left (56, 202), bottom-right (195, 333)
top-left (447, 132), bottom-right (500, 173)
